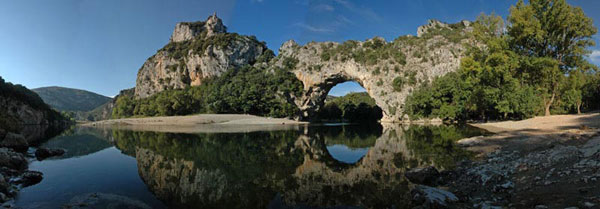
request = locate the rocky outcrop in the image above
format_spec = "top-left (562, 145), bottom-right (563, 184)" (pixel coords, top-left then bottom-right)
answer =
top-left (134, 14), bottom-right (270, 98)
top-left (92, 88), bottom-right (134, 121)
top-left (0, 97), bottom-right (47, 126)
top-left (275, 20), bottom-right (472, 122)
top-left (0, 91), bottom-right (69, 150)
top-left (170, 13), bottom-right (226, 43)
top-left (34, 147), bottom-right (65, 160)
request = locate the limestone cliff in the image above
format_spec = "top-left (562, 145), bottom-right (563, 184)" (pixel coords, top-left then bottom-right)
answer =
top-left (134, 14), bottom-right (271, 98)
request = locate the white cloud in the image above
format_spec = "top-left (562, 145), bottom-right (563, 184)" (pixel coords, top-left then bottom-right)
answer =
top-left (251, 0), bottom-right (264, 3)
top-left (312, 4), bottom-right (334, 12)
top-left (333, 0), bottom-right (382, 22)
top-left (294, 0), bottom-right (308, 6)
top-left (294, 23), bottom-right (334, 33)
top-left (335, 15), bottom-right (353, 25)
top-left (590, 50), bottom-right (600, 64)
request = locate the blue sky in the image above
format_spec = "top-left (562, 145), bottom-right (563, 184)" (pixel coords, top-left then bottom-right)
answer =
top-left (0, 0), bottom-right (599, 97)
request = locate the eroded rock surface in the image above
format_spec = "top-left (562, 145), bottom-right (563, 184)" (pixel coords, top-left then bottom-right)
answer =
top-left (134, 14), bottom-right (270, 98)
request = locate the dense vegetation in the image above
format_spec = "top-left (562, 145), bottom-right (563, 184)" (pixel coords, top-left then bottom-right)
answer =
top-left (405, 0), bottom-right (599, 121)
top-left (317, 23), bottom-right (469, 72)
top-left (32, 86), bottom-right (111, 112)
top-left (0, 76), bottom-right (66, 132)
top-left (112, 65), bottom-right (303, 119)
top-left (316, 92), bottom-right (383, 122)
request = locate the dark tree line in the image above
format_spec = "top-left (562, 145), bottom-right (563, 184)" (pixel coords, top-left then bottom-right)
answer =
top-left (316, 92), bottom-right (383, 123)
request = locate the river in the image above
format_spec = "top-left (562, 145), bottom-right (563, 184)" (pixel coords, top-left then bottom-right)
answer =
top-left (15, 123), bottom-right (485, 209)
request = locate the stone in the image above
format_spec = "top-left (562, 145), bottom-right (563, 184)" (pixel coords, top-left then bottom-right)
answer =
top-left (135, 14), bottom-right (268, 99)
top-left (405, 166), bottom-right (440, 186)
top-left (0, 133), bottom-right (27, 151)
top-left (535, 205), bottom-right (549, 209)
top-left (15, 171), bottom-right (43, 187)
top-left (0, 129), bottom-right (5, 141)
top-left (0, 148), bottom-right (27, 170)
top-left (34, 147), bottom-right (65, 160)
top-left (584, 202), bottom-right (595, 208)
top-left (417, 19), bottom-right (449, 37)
top-left (411, 185), bottom-right (458, 208)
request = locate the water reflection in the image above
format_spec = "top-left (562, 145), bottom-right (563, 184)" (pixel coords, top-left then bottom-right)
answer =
top-left (17, 124), bottom-right (485, 209)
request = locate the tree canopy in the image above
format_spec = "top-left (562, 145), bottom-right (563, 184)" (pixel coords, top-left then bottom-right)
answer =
top-left (405, 0), bottom-right (599, 121)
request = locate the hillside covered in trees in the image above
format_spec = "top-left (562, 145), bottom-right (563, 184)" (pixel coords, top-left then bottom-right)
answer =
top-left (33, 86), bottom-right (111, 112)
top-left (405, 0), bottom-right (599, 122)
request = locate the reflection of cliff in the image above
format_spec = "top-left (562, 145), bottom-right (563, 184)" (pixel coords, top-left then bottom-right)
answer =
top-left (136, 148), bottom-right (231, 208)
top-left (108, 124), bottom-right (483, 209)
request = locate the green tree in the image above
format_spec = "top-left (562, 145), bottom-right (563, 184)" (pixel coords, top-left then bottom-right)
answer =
top-left (507, 0), bottom-right (597, 115)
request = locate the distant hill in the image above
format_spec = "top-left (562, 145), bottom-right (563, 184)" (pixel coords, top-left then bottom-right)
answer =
top-left (33, 86), bottom-right (111, 112)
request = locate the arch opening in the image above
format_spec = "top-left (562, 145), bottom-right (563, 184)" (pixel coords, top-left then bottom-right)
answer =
top-left (313, 81), bottom-right (383, 123)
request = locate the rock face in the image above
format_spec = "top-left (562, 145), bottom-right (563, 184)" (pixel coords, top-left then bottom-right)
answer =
top-left (275, 20), bottom-right (471, 122)
top-left (93, 88), bottom-right (134, 120)
top-left (134, 14), bottom-right (269, 98)
top-left (0, 92), bottom-right (68, 148)
top-left (0, 97), bottom-right (48, 126)
top-left (34, 147), bottom-right (65, 160)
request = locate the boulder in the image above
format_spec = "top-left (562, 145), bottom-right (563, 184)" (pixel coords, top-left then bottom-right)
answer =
top-left (0, 129), bottom-right (5, 140)
top-left (0, 132), bottom-right (28, 151)
top-left (0, 148), bottom-right (27, 170)
top-left (15, 170), bottom-right (43, 187)
top-left (405, 166), bottom-right (440, 186)
top-left (35, 147), bottom-right (65, 160)
top-left (411, 185), bottom-right (458, 208)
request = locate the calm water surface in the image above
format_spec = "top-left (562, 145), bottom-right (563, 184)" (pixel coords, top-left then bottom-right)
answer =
top-left (15, 124), bottom-right (485, 209)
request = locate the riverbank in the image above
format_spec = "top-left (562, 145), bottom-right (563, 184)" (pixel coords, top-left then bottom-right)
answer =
top-left (80, 114), bottom-right (308, 133)
top-left (406, 113), bottom-right (600, 208)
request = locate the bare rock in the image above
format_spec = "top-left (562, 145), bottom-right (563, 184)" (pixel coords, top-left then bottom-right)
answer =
top-left (405, 166), bottom-right (440, 186)
top-left (411, 185), bottom-right (458, 208)
top-left (0, 148), bottom-right (27, 170)
top-left (14, 171), bottom-right (43, 187)
top-left (35, 147), bottom-right (65, 160)
top-left (135, 14), bottom-right (268, 99)
top-left (0, 133), bottom-right (28, 151)
top-left (417, 19), bottom-right (449, 37)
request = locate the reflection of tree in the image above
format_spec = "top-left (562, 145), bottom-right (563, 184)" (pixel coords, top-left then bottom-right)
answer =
top-left (402, 125), bottom-right (483, 169)
top-left (38, 127), bottom-right (112, 158)
top-left (315, 124), bottom-right (382, 149)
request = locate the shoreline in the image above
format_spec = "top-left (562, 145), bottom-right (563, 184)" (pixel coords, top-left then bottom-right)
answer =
top-left (406, 113), bottom-right (600, 208)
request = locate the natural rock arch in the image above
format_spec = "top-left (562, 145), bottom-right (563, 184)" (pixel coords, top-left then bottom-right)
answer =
top-left (128, 13), bottom-right (472, 123)
top-left (273, 20), bottom-right (472, 122)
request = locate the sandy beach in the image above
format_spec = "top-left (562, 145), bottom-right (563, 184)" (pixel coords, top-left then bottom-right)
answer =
top-left (80, 114), bottom-right (308, 133)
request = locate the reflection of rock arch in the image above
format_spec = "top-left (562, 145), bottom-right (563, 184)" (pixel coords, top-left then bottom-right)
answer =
top-left (125, 124), bottom-right (476, 208)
